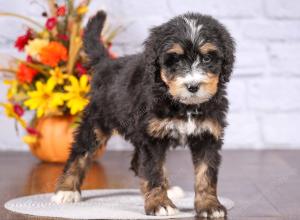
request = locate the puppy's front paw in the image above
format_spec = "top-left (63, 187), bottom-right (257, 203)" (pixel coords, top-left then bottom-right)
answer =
top-left (51, 191), bottom-right (81, 204)
top-left (146, 203), bottom-right (179, 216)
top-left (154, 205), bottom-right (179, 216)
top-left (196, 203), bottom-right (227, 218)
top-left (145, 188), bottom-right (178, 216)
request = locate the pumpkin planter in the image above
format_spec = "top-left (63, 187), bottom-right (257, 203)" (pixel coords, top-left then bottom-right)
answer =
top-left (24, 162), bottom-right (108, 194)
top-left (28, 116), bottom-right (106, 163)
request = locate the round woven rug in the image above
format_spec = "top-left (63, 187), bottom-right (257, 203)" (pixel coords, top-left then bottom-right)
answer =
top-left (5, 189), bottom-right (234, 219)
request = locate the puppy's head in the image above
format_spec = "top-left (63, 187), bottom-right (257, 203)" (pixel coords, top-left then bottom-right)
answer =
top-left (144, 13), bottom-right (235, 105)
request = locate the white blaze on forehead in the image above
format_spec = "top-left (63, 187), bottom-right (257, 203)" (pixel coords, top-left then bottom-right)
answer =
top-left (191, 57), bottom-right (201, 72)
top-left (183, 17), bottom-right (203, 42)
top-left (177, 57), bottom-right (205, 84)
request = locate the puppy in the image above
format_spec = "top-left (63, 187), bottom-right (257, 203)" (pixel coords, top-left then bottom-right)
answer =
top-left (52, 11), bottom-right (235, 218)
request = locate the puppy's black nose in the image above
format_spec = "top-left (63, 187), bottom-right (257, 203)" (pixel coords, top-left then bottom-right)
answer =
top-left (185, 83), bottom-right (199, 93)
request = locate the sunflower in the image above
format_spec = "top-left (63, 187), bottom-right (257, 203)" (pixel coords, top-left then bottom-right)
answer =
top-left (24, 79), bottom-right (64, 117)
top-left (64, 75), bottom-right (90, 115)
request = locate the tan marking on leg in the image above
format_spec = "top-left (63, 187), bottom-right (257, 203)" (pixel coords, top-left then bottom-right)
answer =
top-left (56, 153), bottom-right (91, 192)
top-left (195, 163), bottom-right (217, 206)
top-left (166, 43), bottom-right (184, 55)
top-left (140, 179), bottom-right (149, 195)
top-left (140, 166), bottom-right (177, 215)
top-left (144, 186), bottom-right (177, 215)
top-left (145, 187), bottom-right (168, 212)
top-left (162, 165), bottom-right (170, 190)
top-left (194, 162), bottom-right (224, 216)
top-left (140, 166), bottom-right (169, 195)
top-left (199, 43), bottom-right (218, 54)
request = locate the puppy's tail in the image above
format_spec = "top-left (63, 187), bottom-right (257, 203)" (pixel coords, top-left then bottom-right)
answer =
top-left (83, 11), bottom-right (108, 67)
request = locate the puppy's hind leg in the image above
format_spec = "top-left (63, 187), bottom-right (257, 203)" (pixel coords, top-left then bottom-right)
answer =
top-left (52, 112), bottom-right (110, 204)
top-left (51, 151), bottom-right (90, 204)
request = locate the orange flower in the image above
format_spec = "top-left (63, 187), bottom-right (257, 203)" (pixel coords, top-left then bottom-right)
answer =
top-left (17, 63), bottom-right (38, 83)
top-left (40, 42), bottom-right (67, 67)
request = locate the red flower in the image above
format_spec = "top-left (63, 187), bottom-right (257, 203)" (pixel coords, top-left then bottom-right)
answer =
top-left (26, 55), bottom-right (33, 63)
top-left (14, 29), bottom-right (32, 51)
top-left (45, 17), bottom-right (57, 30)
top-left (76, 62), bottom-right (87, 76)
top-left (56, 5), bottom-right (66, 16)
top-left (13, 104), bottom-right (24, 117)
top-left (26, 127), bottom-right (39, 136)
top-left (57, 34), bottom-right (69, 41)
top-left (17, 63), bottom-right (38, 83)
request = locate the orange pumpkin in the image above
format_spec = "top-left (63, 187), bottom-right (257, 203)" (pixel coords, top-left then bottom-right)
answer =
top-left (24, 162), bottom-right (108, 194)
top-left (28, 116), bottom-right (106, 163)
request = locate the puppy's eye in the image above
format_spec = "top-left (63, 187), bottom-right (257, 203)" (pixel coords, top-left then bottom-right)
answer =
top-left (202, 55), bottom-right (212, 64)
top-left (164, 53), bottom-right (180, 66)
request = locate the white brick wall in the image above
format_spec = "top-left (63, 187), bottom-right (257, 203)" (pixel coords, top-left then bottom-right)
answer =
top-left (0, 0), bottom-right (300, 150)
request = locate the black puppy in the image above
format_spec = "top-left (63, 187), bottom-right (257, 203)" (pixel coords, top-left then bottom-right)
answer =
top-left (52, 11), bottom-right (235, 218)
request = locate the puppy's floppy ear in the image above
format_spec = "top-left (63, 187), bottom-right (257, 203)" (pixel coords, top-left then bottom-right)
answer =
top-left (220, 31), bottom-right (235, 83)
top-left (143, 26), bottom-right (163, 81)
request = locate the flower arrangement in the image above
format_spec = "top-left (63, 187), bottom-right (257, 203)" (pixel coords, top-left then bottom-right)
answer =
top-left (0, 0), bottom-right (118, 145)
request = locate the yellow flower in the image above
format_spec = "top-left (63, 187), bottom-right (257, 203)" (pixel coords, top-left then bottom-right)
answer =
top-left (64, 75), bottom-right (90, 115)
top-left (0, 102), bottom-right (26, 128)
top-left (25, 39), bottom-right (49, 59)
top-left (23, 135), bottom-right (38, 144)
top-left (39, 30), bottom-right (50, 39)
top-left (1, 102), bottom-right (15, 118)
top-left (4, 80), bottom-right (29, 102)
top-left (4, 79), bottom-right (18, 100)
top-left (77, 6), bottom-right (88, 15)
top-left (24, 80), bottom-right (64, 117)
top-left (49, 67), bottom-right (67, 85)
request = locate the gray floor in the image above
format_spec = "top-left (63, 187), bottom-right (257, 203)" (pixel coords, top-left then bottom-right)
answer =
top-left (0, 150), bottom-right (299, 219)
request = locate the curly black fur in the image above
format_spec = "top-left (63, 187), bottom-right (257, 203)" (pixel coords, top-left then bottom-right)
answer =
top-left (56, 11), bottom-right (235, 217)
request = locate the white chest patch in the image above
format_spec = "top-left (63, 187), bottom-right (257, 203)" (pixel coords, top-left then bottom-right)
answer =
top-left (147, 114), bottom-right (222, 143)
top-left (167, 113), bottom-right (198, 136)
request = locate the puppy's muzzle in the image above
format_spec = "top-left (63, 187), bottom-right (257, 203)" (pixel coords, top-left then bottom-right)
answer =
top-left (185, 83), bottom-right (200, 93)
